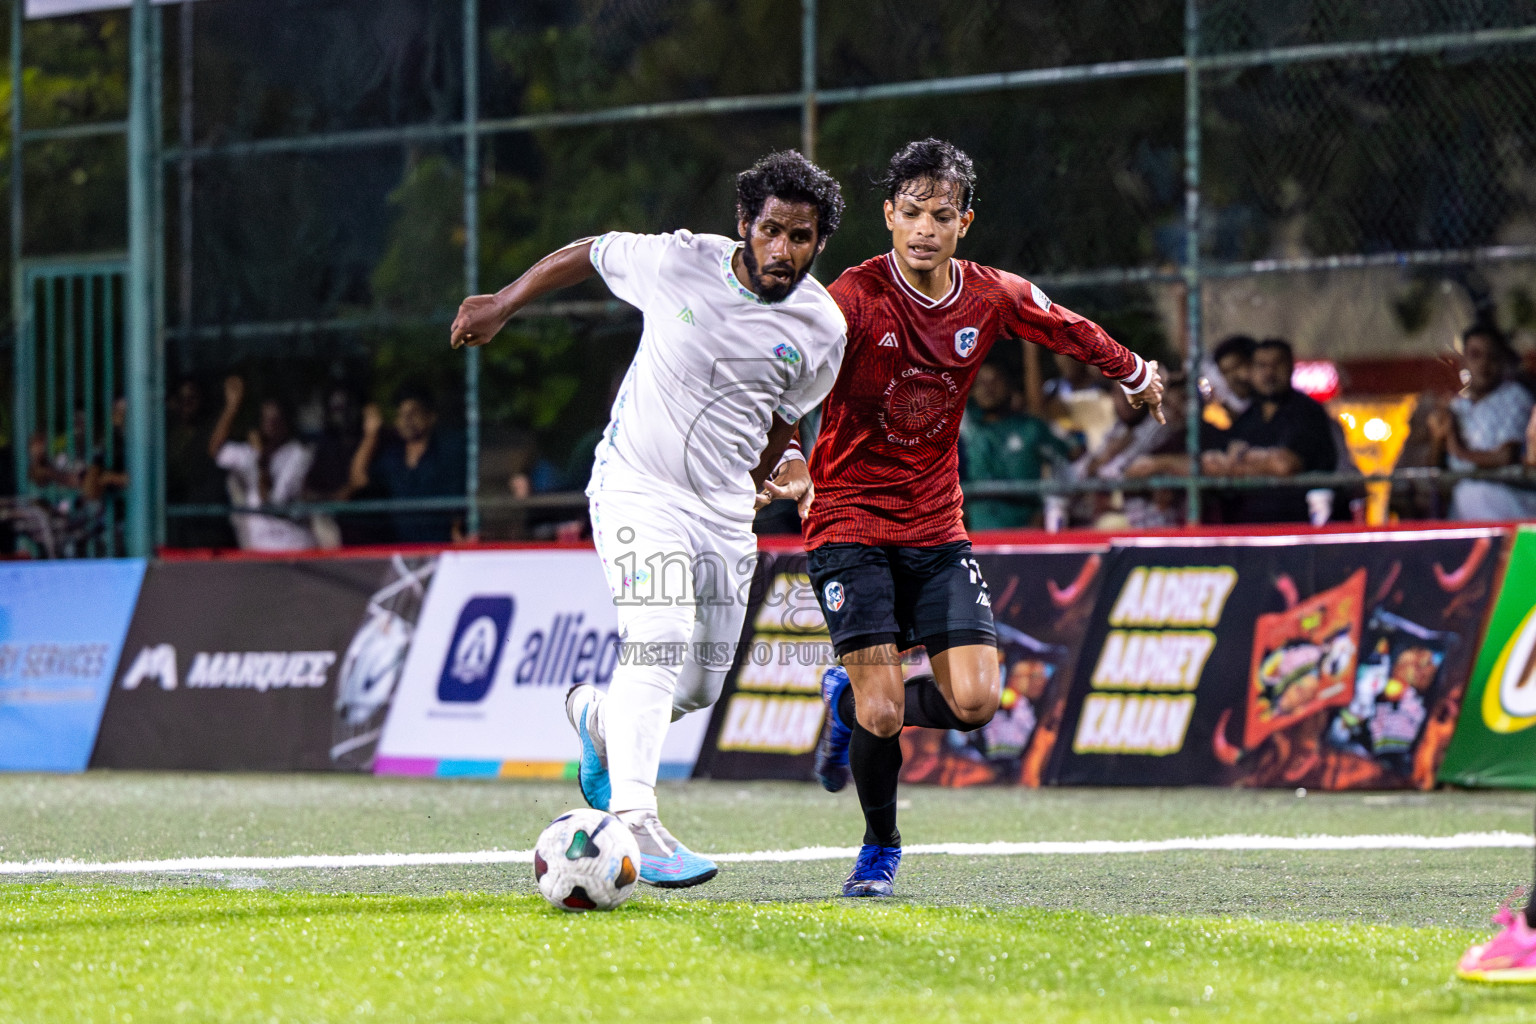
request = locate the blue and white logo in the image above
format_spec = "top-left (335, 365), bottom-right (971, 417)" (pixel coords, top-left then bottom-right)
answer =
top-left (437, 596), bottom-right (514, 703)
top-left (954, 327), bottom-right (979, 359)
top-left (774, 342), bottom-right (802, 366)
top-left (824, 581), bottom-right (846, 613)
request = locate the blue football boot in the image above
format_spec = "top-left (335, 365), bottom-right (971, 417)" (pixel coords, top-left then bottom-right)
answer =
top-left (816, 665), bottom-right (853, 793)
top-left (842, 843), bottom-right (902, 897)
top-left (564, 684), bottom-right (611, 811)
top-left (627, 812), bottom-right (719, 888)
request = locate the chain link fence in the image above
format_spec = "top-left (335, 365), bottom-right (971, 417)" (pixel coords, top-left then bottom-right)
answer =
top-left (6, 0), bottom-right (1536, 552)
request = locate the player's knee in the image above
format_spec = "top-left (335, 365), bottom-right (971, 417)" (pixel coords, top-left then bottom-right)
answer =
top-left (671, 678), bottom-right (723, 718)
top-left (952, 691), bottom-right (998, 728)
top-left (857, 697), bottom-right (903, 739)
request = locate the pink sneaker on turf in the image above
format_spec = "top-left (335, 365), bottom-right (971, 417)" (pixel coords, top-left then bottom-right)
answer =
top-left (1458, 905), bottom-right (1536, 983)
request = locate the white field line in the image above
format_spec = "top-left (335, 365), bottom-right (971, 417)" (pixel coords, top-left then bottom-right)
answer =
top-left (0, 832), bottom-right (1529, 876)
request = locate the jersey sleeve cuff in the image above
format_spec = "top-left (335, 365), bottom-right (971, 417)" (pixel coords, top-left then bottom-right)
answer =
top-left (1118, 354), bottom-right (1151, 396)
top-left (775, 403), bottom-right (804, 425)
top-left (773, 438), bottom-right (805, 475)
top-left (587, 231), bottom-right (616, 275)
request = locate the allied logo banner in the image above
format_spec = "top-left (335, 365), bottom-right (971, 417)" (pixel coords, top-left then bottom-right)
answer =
top-left (0, 560), bottom-right (146, 772)
top-left (1050, 529), bottom-right (1504, 789)
top-left (374, 551), bottom-right (710, 778)
top-left (91, 557), bottom-right (431, 771)
top-left (1439, 525), bottom-right (1536, 787)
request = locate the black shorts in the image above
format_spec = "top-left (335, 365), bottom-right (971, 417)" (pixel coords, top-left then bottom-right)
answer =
top-left (806, 540), bottom-right (998, 658)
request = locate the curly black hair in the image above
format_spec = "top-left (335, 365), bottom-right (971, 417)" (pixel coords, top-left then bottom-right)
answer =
top-left (735, 150), bottom-right (845, 241)
top-left (879, 138), bottom-right (976, 213)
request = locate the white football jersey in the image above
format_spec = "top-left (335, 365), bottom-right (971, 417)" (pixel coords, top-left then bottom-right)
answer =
top-left (585, 230), bottom-right (847, 524)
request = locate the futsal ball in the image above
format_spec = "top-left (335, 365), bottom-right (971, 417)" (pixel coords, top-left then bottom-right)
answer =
top-left (533, 808), bottom-right (641, 912)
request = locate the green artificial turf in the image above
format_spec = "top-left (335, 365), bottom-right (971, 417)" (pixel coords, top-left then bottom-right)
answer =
top-left (1, 775), bottom-right (1534, 1020)
top-left (2, 887), bottom-right (1531, 1024)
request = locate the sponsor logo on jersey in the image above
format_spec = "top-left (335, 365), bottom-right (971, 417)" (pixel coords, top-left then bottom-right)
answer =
top-left (823, 581), bottom-right (845, 613)
top-left (438, 596), bottom-right (514, 703)
top-left (121, 644), bottom-right (338, 693)
top-left (1030, 282), bottom-right (1052, 312)
top-left (676, 306), bottom-right (696, 326)
top-left (878, 332), bottom-right (899, 348)
top-left (954, 327), bottom-right (979, 359)
top-left (879, 367), bottom-right (961, 446)
top-left (773, 343), bottom-right (802, 366)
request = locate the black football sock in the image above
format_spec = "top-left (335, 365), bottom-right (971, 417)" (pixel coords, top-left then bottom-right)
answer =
top-left (849, 722), bottom-right (902, 848)
top-left (901, 673), bottom-right (979, 732)
top-left (1526, 805), bottom-right (1536, 928)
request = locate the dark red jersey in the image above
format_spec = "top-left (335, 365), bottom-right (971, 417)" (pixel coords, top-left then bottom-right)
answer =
top-left (804, 252), bottom-right (1150, 548)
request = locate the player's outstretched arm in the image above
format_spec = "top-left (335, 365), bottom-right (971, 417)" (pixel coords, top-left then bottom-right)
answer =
top-left (450, 238), bottom-right (599, 349)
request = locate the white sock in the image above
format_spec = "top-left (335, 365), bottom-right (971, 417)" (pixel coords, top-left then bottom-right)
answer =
top-left (604, 659), bottom-right (674, 816)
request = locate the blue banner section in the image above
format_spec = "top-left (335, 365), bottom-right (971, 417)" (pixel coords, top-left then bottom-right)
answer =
top-left (0, 560), bottom-right (146, 772)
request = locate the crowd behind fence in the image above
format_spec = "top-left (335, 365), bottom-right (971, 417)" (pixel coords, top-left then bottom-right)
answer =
top-left (7, 0), bottom-right (1536, 555)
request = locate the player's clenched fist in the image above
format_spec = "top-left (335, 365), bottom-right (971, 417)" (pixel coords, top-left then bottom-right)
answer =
top-left (450, 294), bottom-right (510, 349)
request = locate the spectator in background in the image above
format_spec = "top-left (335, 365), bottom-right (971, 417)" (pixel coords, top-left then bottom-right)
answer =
top-left (1208, 334), bottom-right (1256, 426)
top-left (210, 375), bottom-right (317, 551)
top-left (1430, 324), bottom-right (1536, 520)
top-left (305, 385), bottom-right (389, 546)
top-left (1201, 338), bottom-right (1336, 523)
top-left (350, 385), bottom-right (465, 544)
top-left (1119, 372), bottom-right (1223, 526)
top-left (961, 362), bottom-right (1075, 529)
top-left (165, 378), bottom-right (235, 549)
top-left (307, 386), bottom-right (364, 500)
top-left (1071, 378), bottom-right (1175, 526)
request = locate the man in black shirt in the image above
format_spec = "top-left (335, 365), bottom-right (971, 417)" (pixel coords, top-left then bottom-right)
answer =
top-left (349, 385), bottom-right (466, 544)
top-left (1201, 338), bottom-right (1336, 523)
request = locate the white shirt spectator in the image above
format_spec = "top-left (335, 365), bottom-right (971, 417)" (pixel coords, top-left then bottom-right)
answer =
top-left (216, 439), bottom-right (317, 551)
top-left (1448, 379), bottom-right (1536, 520)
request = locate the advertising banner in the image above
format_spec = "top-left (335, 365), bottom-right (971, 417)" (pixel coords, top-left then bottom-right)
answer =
top-left (693, 545), bottom-right (1110, 785)
top-left (691, 552), bottom-right (833, 781)
top-left (1439, 526), bottom-right (1536, 787)
top-left (0, 560), bottom-right (145, 772)
top-left (92, 556), bottom-right (430, 771)
top-left (899, 545), bottom-right (1110, 788)
top-left (374, 551), bottom-right (710, 779)
top-left (1050, 528), bottom-right (1505, 789)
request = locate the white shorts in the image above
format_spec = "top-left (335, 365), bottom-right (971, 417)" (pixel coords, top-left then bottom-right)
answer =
top-left (589, 487), bottom-right (758, 716)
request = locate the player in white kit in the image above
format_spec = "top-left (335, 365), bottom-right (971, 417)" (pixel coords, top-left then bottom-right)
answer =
top-left (450, 152), bottom-right (847, 887)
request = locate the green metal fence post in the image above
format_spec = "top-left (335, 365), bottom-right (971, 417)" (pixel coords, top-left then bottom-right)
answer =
top-left (463, 0), bottom-right (480, 539)
top-left (1182, 0), bottom-right (1204, 524)
top-left (126, 0), bottom-right (156, 556)
top-left (801, 0), bottom-right (816, 161)
top-left (150, 2), bottom-right (167, 549)
top-left (9, 0), bottom-right (22, 502)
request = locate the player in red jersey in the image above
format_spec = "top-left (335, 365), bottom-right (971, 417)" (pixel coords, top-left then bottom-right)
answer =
top-left (805, 139), bottom-right (1164, 896)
